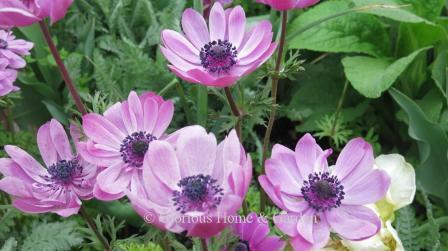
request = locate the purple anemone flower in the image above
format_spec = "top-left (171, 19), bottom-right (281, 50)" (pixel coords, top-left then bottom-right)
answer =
top-left (0, 30), bottom-right (33, 69)
top-left (231, 212), bottom-right (285, 251)
top-left (259, 134), bottom-right (391, 250)
top-left (126, 126), bottom-right (252, 238)
top-left (0, 58), bottom-right (18, 96)
top-left (160, 3), bottom-right (276, 87)
top-left (256, 0), bottom-right (319, 10)
top-left (78, 91), bottom-right (174, 201)
top-left (0, 119), bottom-right (97, 217)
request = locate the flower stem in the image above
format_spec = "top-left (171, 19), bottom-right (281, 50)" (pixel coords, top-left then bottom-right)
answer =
top-left (330, 80), bottom-right (349, 137)
top-left (79, 206), bottom-right (111, 251)
top-left (224, 87), bottom-right (243, 139)
top-left (39, 21), bottom-right (87, 115)
top-left (201, 239), bottom-right (208, 251)
top-left (260, 10), bottom-right (288, 211)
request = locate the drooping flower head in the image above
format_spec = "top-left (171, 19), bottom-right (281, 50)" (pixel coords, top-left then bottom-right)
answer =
top-left (0, 119), bottom-right (97, 217)
top-left (78, 91), bottom-right (174, 201)
top-left (259, 134), bottom-right (390, 250)
top-left (126, 126), bottom-right (252, 238)
top-left (160, 3), bottom-right (277, 87)
top-left (0, 0), bottom-right (74, 27)
top-left (256, 0), bottom-right (319, 10)
top-left (0, 59), bottom-right (18, 96)
top-left (0, 30), bottom-right (33, 69)
top-left (231, 212), bottom-right (285, 251)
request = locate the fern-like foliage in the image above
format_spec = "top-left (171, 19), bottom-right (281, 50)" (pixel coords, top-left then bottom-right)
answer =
top-left (0, 238), bottom-right (17, 251)
top-left (21, 221), bottom-right (83, 251)
top-left (396, 206), bottom-right (423, 251)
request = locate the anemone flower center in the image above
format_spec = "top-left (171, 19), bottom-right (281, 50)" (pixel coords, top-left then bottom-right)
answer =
top-left (0, 39), bottom-right (7, 50)
top-left (120, 131), bottom-right (157, 167)
top-left (173, 174), bottom-right (224, 214)
top-left (46, 159), bottom-right (82, 184)
top-left (233, 240), bottom-right (251, 251)
top-left (200, 40), bottom-right (237, 73)
top-left (301, 172), bottom-right (344, 212)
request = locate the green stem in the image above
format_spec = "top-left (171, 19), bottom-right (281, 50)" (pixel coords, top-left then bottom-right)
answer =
top-left (175, 82), bottom-right (194, 124)
top-left (201, 239), bottom-right (208, 251)
top-left (79, 206), bottom-right (111, 251)
top-left (159, 78), bottom-right (178, 96)
top-left (224, 87), bottom-right (243, 139)
top-left (260, 10), bottom-right (288, 211)
top-left (39, 21), bottom-right (87, 115)
top-left (418, 216), bottom-right (448, 232)
top-left (330, 80), bottom-right (349, 137)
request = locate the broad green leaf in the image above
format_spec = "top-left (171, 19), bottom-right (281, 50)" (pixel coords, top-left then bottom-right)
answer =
top-left (399, 0), bottom-right (446, 21)
top-left (288, 0), bottom-right (390, 57)
top-left (389, 88), bottom-right (448, 204)
top-left (352, 0), bottom-right (433, 24)
top-left (342, 47), bottom-right (430, 98)
top-left (432, 50), bottom-right (448, 97)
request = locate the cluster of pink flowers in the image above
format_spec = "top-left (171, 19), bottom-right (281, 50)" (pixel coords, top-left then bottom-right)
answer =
top-left (0, 1), bottom-right (396, 250)
top-left (0, 30), bottom-right (33, 97)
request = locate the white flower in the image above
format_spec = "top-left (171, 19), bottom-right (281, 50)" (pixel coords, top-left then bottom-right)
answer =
top-left (374, 154), bottom-right (416, 211)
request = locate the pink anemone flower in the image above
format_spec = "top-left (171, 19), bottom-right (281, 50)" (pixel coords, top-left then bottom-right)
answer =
top-left (126, 126), bottom-right (252, 238)
top-left (0, 59), bottom-right (18, 96)
top-left (231, 212), bottom-right (285, 251)
top-left (160, 3), bottom-right (277, 87)
top-left (78, 91), bottom-right (174, 201)
top-left (0, 0), bottom-right (74, 27)
top-left (259, 134), bottom-right (391, 250)
top-left (0, 30), bottom-right (34, 69)
top-left (0, 119), bottom-right (97, 217)
top-left (256, 0), bottom-right (319, 10)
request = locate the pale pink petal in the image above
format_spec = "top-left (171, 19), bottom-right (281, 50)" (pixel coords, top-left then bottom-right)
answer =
top-left (161, 30), bottom-right (200, 64)
top-left (145, 141), bottom-right (180, 190)
top-left (152, 100), bottom-right (174, 138)
top-left (208, 3), bottom-right (226, 41)
top-left (0, 176), bottom-right (32, 197)
top-left (258, 175), bottom-right (285, 210)
top-left (274, 213), bottom-right (300, 236)
top-left (326, 205), bottom-right (381, 241)
top-left (343, 169), bottom-right (390, 205)
top-left (160, 46), bottom-right (198, 71)
top-left (82, 114), bottom-right (125, 148)
top-left (143, 98), bottom-right (158, 133)
top-left (228, 6), bottom-right (246, 48)
top-left (49, 119), bottom-right (73, 160)
top-left (290, 235), bottom-right (313, 251)
top-left (96, 163), bottom-right (132, 195)
top-left (103, 102), bottom-right (127, 133)
top-left (37, 122), bottom-right (58, 167)
top-left (265, 158), bottom-right (301, 196)
top-left (238, 21), bottom-right (271, 59)
top-left (182, 8), bottom-right (209, 49)
top-left (294, 133), bottom-right (327, 179)
top-left (4, 145), bottom-right (46, 182)
top-left (333, 138), bottom-right (374, 183)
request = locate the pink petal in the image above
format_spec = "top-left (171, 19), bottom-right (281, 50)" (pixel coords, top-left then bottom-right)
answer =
top-left (258, 175), bottom-right (285, 210)
top-left (343, 169), bottom-right (390, 205)
top-left (333, 138), bottom-right (374, 183)
top-left (49, 119), bottom-right (73, 160)
top-left (82, 113), bottom-right (125, 148)
top-left (161, 30), bottom-right (200, 64)
top-left (0, 1), bottom-right (40, 27)
top-left (0, 158), bottom-right (33, 183)
top-left (0, 176), bottom-right (32, 197)
top-left (325, 205), bottom-right (381, 241)
top-left (37, 122), bottom-right (58, 167)
top-left (143, 98), bottom-right (159, 133)
top-left (104, 102), bottom-right (127, 133)
top-left (152, 100), bottom-right (174, 138)
top-left (256, 236), bottom-right (286, 251)
top-left (126, 91), bottom-right (144, 131)
top-left (238, 30), bottom-right (273, 66)
top-left (160, 46), bottom-right (198, 72)
top-left (145, 141), bottom-right (180, 190)
top-left (238, 21), bottom-right (271, 59)
top-left (250, 222), bottom-right (270, 245)
top-left (182, 8), bottom-right (209, 49)
top-left (270, 143), bottom-right (303, 184)
top-left (96, 162), bottom-right (132, 195)
top-left (228, 6), bottom-right (246, 48)
top-left (289, 235), bottom-right (314, 251)
top-left (176, 129), bottom-right (217, 177)
top-left (294, 133), bottom-right (327, 180)
top-left (12, 198), bottom-right (55, 214)
top-left (4, 145), bottom-right (46, 182)
top-left (93, 184), bottom-right (124, 201)
top-left (77, 141), bottom-right (121, 167)
top-left (142, 155), bottom-right (174, 207)
top-left (274, 213), bottom-right (300, 236)
top-left (167, 65), bottom-right (200, 83)
top-left (208, 3), bottom-right (226, 41)
top-left (265, 158), bottom-right (301, 196)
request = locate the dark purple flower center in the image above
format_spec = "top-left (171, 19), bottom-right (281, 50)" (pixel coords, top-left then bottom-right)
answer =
top-left (120, 131), bottom-right (156, 167)
top-left (173, 174), bottom-right (223, 214)
top-left (200, 40), bottom-right (237, 73)
top-left (46, 159), bottom-right (82, 184)
top-left (233, 240), bottom-right (251, 251)
top-left (0, 39), bottom-right (7, 50)
top-left (301, 172), bottom-right (344, 212)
